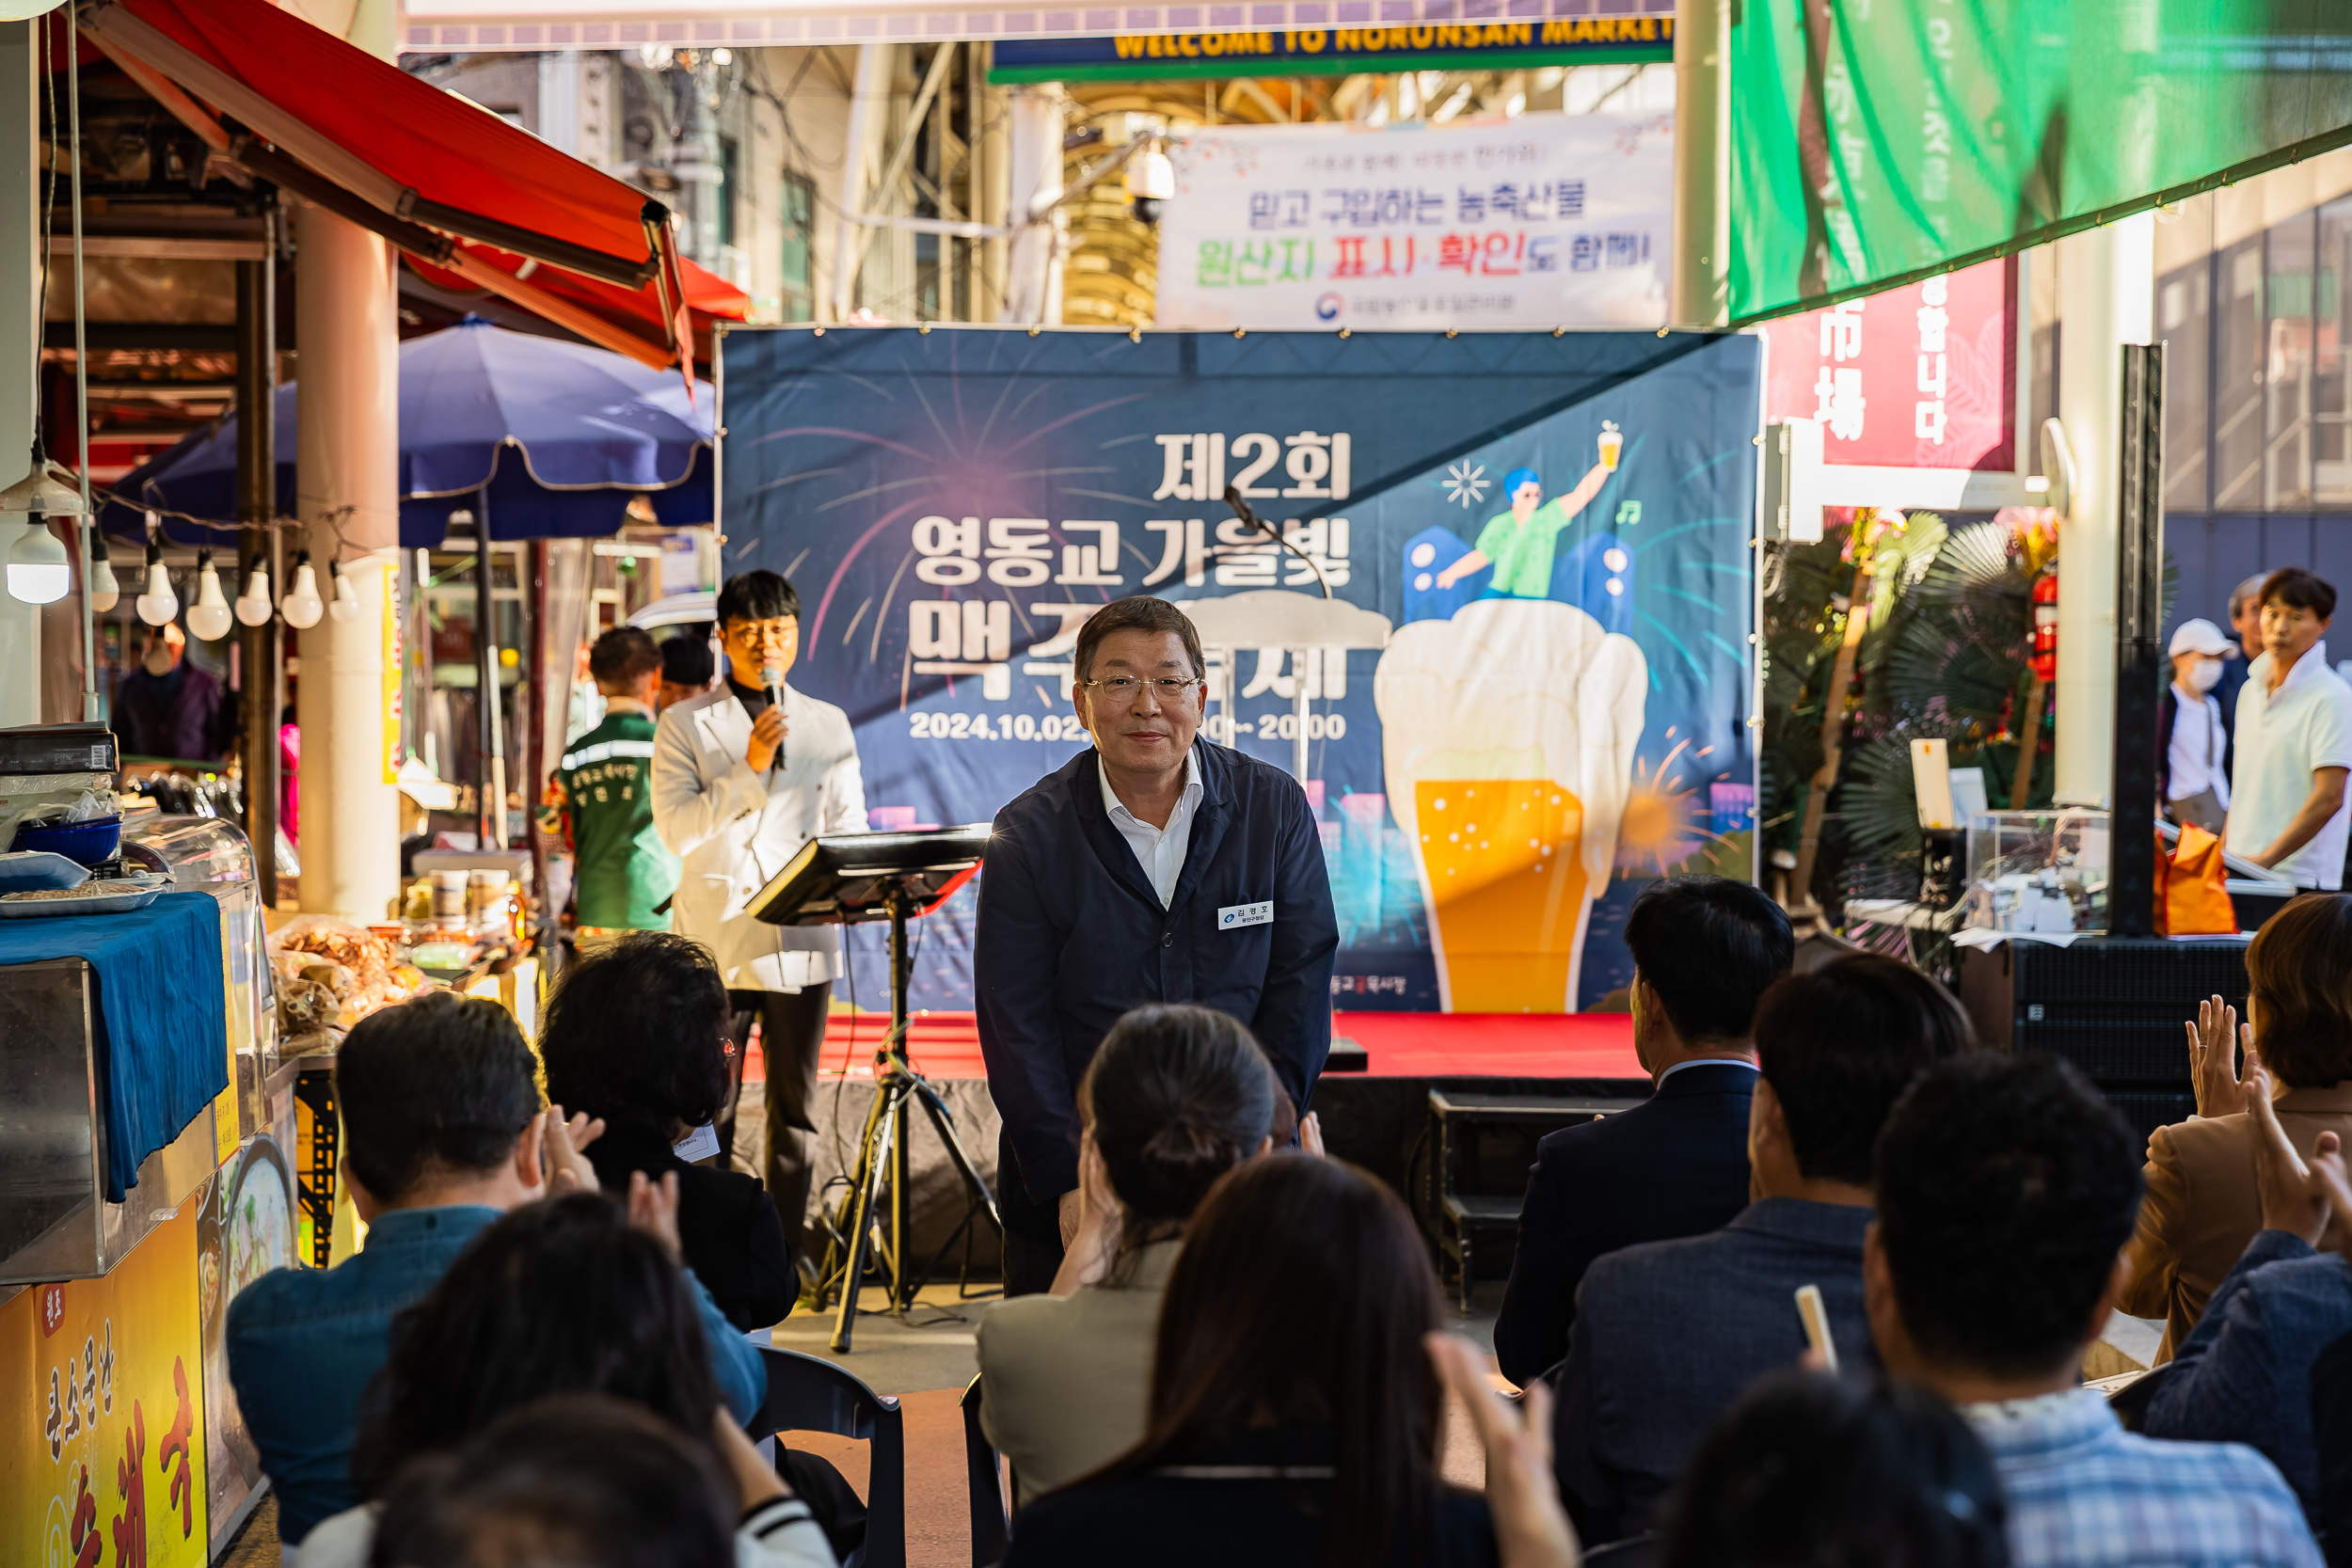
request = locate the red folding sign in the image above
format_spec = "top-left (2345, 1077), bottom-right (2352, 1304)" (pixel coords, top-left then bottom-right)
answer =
top-left (1759, 256), bottom-right (2017, 471)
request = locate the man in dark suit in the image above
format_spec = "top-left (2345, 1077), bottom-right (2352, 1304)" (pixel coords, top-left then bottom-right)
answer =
top-left (1492, 876), bottom-right (1793, 1387)
top-left (975, 595), bottom-right (1340, 1296)
top-left (1552, 955), bottom-right (1979, 1545)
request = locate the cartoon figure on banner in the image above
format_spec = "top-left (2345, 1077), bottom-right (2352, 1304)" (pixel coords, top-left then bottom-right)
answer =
top-left (1378, 417), bottom-right (1649, 1013)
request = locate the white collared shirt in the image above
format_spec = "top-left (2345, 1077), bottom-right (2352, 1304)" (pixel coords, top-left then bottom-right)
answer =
top-left (2229, 640), bottom-right (2352, 889)
top-left (2168, 683), bottom-right (2230, 807)
top-left (1655, 1056), bottom-right (1758, 1088)
top-left (1100, 746), bottom-right (1203, 908)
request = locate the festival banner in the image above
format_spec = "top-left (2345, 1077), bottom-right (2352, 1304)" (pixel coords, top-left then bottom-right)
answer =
top-left (1155, 112), bottom-right (1673, 334)
top-left (0, 1205), bottom-right (208, 1568)
top-left (1756, 256), bottom-right (2017, 471)
top-left (718, 327), bottom-right (1760, 1014)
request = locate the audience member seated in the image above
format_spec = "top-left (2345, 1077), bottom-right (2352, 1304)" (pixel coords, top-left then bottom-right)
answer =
top-left (977, 1004), bottom-right (1276, 1505)
top-left (1552, 954), bottom-right (1975, 1544)
top-left (1495, 876), bottom-right (1794, 1387)
top-left (2144, 1053), bottom-right (2352, 1513)
top-left (1660, 1369), bottom-right (2010, 1568)
top-left (2309, 1331), bottom-right (2352, 1568)
top-left (540, 931), bottom-right (800, 1330)
top-left (225, 993), bottom-right (765, 1551)
top-left (372, 1395), bottom-right (829, 1568)
top-left (1005, 1156), bottom-right (1500, 1566)
top-left (2123, 895), bottom-right (2352, 1357)
top-left (300, 1188), bottom-right (832, 1568)
top-left (1868, 1053), bottom-right (2319, 1568)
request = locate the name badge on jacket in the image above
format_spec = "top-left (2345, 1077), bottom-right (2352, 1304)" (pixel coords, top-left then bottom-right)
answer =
top-left (1219, 901), bottom-right (1274, 930)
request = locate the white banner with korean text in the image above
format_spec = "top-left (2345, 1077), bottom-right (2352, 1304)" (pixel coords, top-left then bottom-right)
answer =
top-left (1154, 111), bottom-right (1673, 332)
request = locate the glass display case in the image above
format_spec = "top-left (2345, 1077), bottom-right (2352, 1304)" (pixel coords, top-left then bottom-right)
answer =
top-left (1963, 809), bottom-right (2111, 935)
top-left (124, 815), bottom-right (278, 1142)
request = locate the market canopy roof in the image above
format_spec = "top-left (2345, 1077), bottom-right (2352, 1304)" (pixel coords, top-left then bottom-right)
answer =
top-left (1729, 0), bottom-right (2352, 325)
top-left (76, 0), bottom-right (734, 370)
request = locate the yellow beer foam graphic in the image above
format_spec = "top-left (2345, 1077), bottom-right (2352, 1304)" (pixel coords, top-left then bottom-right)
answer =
top-left (1415, 779), bottom-right (1589, 1013)
top-left (1375, 598), bottom-right (1647, 1012)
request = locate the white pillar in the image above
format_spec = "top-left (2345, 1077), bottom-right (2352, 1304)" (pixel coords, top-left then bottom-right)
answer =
top-left (292, 0), bottom-right (401, 922)
top-left (0, 21), bottom-right (37, 728)
top-left (1004, 87), bottom-right (1064, 325)
top-left (537, 51), bottom-right (581, 158)
top-left (2052, 213), bottom-right (2155, 808)
top-left (831, 42), bottom-right (887, 321)
top-left (1670, 0), bottom-right (1730, 330)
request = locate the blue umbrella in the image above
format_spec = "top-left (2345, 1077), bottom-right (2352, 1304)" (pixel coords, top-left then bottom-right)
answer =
top-left (99, 317), bottom-right (714, 549)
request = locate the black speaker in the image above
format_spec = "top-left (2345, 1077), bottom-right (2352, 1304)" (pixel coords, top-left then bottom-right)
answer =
top-left (1956, 936), bottom-right (2247, 1126)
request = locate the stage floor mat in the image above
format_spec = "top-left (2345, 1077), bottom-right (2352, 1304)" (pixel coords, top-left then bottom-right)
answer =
top-left (747, 1009), bottom-right (1640, 1085)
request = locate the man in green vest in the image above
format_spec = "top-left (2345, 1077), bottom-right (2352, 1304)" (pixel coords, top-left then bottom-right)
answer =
top-left (542, 626), bottom-right (680, 953)
top-left (1437, 460), bottom-right (1613, 600)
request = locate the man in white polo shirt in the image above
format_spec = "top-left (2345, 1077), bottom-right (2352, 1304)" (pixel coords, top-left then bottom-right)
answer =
top-left (2229, 568), bottom-right (2352, 890)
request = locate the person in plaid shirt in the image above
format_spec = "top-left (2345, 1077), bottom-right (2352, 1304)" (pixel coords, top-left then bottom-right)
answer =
top-left (1867, 1053), bottom-right (2319, 1568)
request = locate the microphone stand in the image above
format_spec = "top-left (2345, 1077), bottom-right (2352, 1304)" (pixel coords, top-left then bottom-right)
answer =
top-left (1222, 484), bottom-right (1334, 600)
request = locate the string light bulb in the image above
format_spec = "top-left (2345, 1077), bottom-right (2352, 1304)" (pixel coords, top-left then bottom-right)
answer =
top-left (186, 549), bottom-right (233, 641)
top-left (326, 558), bottom-right (360, 623)
top-left (233, 562), bottom-right (274, 626)
top-left (86, 532), bottom-right (118, 612)
top-left (135, 538), bottom-right (176, 626)
top-left (280, 551), bottom-right (323, 629)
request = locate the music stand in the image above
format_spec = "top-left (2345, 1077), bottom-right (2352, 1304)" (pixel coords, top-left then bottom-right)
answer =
top-left (748, 824), bottom-right (998, 1353)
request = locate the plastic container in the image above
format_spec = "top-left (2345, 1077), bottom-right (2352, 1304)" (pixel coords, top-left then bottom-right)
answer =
top-left (13, 813), bottom-right (123, 867)
top-left (1963, 809), bottom-right (2110, 935)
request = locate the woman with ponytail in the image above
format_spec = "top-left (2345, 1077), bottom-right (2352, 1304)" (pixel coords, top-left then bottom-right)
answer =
top-left (977, 1004), bottom-right (1279, 1505)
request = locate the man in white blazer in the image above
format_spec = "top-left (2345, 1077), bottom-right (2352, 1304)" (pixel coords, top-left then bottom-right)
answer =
top-left (652, 570), bottom-right (867, 1248)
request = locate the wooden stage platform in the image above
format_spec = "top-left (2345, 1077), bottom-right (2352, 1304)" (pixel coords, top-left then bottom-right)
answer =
top-left (748, 1009), bottom-right (1643, 1085)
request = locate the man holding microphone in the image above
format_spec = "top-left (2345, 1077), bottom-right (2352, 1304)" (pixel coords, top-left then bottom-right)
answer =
top-left (975, 595), bottom-right (1341, 1294)
top-left (653, 570), bottom-right (867, 1250)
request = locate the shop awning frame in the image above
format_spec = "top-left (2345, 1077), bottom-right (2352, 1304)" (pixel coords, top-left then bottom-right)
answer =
top-left (72, 0), bottom-right (729, 372)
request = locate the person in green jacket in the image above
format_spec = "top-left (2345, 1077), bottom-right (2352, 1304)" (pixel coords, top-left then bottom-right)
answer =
top-left (1437, 460), bottom-right (1613, 601)
top-left (542, 627), bottom-right (680, 951)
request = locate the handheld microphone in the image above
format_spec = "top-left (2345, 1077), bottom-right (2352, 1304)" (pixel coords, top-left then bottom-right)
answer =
top-left (760, 662), bottom-right (786, 770)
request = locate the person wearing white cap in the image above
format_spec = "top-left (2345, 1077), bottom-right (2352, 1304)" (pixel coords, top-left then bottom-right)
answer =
top-left (2160, 618), bottom-right (2236, 832)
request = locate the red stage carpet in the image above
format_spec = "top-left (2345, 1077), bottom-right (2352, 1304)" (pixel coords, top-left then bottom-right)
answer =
top-left (746, 1009), bottom-right (1640, 1085)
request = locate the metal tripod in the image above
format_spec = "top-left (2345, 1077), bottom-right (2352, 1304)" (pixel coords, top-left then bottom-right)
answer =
top-left (810, 889), bottom-right (1002, 1352)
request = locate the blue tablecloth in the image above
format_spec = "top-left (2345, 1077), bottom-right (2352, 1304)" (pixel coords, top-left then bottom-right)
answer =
top-left (0, 889), bottom-right (229, 1200)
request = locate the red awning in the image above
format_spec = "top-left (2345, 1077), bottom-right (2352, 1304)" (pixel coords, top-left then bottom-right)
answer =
top-left (76, 0), bottom-right (708, 372)
top-left (407, 245), bottom-right (752, 365)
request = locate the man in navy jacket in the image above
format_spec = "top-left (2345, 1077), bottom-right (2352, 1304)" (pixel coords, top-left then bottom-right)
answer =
top-left (976, 595), bottom-right (1339, 1294)
top-left (1492, 876), bottom-right (1793, 1387)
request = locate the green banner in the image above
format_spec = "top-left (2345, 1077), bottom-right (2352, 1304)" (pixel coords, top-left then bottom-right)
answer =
top-left (1730, 0), bottom-right (2352, 325)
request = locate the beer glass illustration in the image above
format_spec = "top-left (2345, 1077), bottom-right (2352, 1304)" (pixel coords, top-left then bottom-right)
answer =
top-left (1374, 597), bottom-right (1648, 1012)
top-left (1597, 420), bottom-right (1624, 472)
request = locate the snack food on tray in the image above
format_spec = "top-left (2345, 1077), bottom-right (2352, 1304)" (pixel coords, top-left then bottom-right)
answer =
top-left (1, 879), bottom-right (153, 901)
top-left (267, 915), bottom-right (428, 1027)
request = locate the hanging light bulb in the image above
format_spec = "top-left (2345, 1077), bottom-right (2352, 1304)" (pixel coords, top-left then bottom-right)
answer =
top-left (135, 538), bottom-right (177, 626)
top-left (6, 516), bottom-right (68, 605)
top-left (280, 550), bottom-right (323, 629)
top-left (234, 561), bottom-right (274, 626)
top-left (186, 549), bottom-right (233, 641)
top-left (0, 448), bottom-right (83, 606)
top-left (327, 558), bottom-right (361, 623)
top-left (87, 531), bottom-right (119, 612)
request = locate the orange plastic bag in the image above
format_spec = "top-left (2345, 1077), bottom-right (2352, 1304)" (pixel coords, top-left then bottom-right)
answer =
top-left (2156, 823), bottom-right (2238, 936)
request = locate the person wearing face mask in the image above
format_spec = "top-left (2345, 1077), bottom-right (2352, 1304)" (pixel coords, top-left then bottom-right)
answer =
top-left (2160, 619), bottom-right (2237, 833)
top-left (650, 570), bottom-right (867, 1253)
top-left (113, 621), bottom-right (226, 762)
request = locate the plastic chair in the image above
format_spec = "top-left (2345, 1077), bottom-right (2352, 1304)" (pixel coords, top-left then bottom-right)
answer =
top-left (755, 1347), bottom-right (906, 1568)
top-left (961, 1375), bottom-right (1010, 1567)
